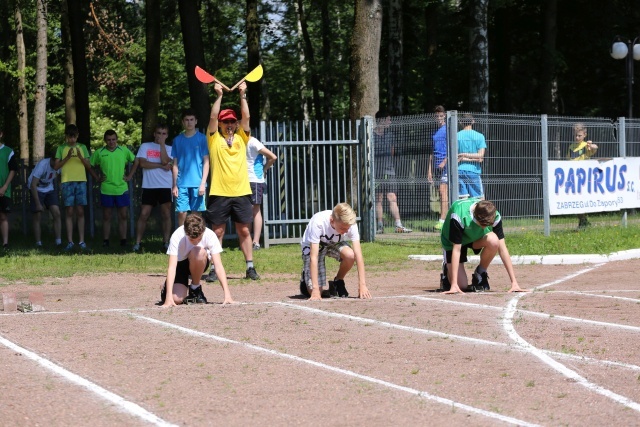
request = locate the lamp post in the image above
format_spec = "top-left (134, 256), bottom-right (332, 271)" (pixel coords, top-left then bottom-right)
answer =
top-left (611, 36), bottom-right (640, 118)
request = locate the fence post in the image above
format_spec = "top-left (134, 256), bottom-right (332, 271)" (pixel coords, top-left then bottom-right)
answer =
top-left (618, 117), bottom-right (627, 227)
top-left (361, 116), bottom-right (375, 242)
top-left (447, 111), bottom-right (459, 202)
top-left (541, 114), bottom-right (550, 236)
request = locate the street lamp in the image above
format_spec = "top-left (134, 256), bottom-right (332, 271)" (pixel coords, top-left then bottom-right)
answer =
top-left (611, 36), bottom-right (640, 118)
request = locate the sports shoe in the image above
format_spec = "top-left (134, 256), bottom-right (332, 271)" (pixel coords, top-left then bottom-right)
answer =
top-left (434, 221), bottom-right (443, 231)
top-left (328, 280), bottom-right (338, 297)
top-left (160, 282), bottom-right (167, 304)
top-left (471, 269), bottom-right (490, 292)
top-left (333, 278), bottom-right (349, 298)
top-left (205, 268), bottom-right (218, 282)
top-left (78, 242), bottom-right (88, 251)
top-left (64, 242), bottom-right (75, 252)
top-left (252, 242), bottom-right (261, 251)
top-left (132, 243), bottom-right (141, 252)
top-left (439, 262), bottom-right (451, 292)
top-left (299, 279), bottom-right (310, 297)
top-left (185, 285), bottom-right (207, 304)
top-left (35, 242), bottom-right (43, 248)
top-left (395, 225), bottom-right (412, 233)
top-left (245, 267), bottom-right (260, 280)
top-left (376, 224), bottom-right (384, 234)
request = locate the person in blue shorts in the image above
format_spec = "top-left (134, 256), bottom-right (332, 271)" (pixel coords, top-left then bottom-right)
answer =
top-left (172, 108), bottom-right (210, 226)
top-left (457, 113), bottom-right (487, 199)
top-left (440, 197), bottom-right (527, 294)
top-left (428, 105), bottom-right (448, 230)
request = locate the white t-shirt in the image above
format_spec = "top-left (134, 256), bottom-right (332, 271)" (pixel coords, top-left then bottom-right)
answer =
top-left (167, 226), bottom-right (222, 262)
top-left (136, 142), bottom-right (173, 189)
top-left (27, 158), bottom-right (59, 193)
top-left (300, 210), bottom-right (360, 247)
top-left (246, 137), bottom-right (266, 183)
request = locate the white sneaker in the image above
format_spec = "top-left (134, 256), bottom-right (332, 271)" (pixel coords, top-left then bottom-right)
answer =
top-left (252, 242), bottom-right (261, 250)
top-left (395, 225), bottom-right (413, 233)
top-left (132, 243), bottom-right (141, 252)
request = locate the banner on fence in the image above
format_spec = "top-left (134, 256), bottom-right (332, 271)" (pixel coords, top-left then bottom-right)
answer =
top-left (549, 158), bottom-right (640, 215)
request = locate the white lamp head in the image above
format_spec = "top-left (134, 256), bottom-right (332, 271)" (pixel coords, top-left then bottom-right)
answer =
top-left (611, 41), bottom-right (629, 59)
top-left (633, 44), bottom-right (640, 61)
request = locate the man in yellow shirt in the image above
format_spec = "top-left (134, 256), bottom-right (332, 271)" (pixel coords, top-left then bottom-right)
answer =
top-left (205, 81), bottom-right (259, 281)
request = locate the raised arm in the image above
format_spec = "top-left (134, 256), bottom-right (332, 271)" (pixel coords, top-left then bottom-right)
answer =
top-left (239, 82), bottom-right (250, 133)
top-left (208, 83), bottom-right (224, 135)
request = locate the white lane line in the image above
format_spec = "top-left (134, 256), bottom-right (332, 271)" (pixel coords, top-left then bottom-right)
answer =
top-left (552, 291), bottom-right (640, 303)
top-left (503, 265), bottom-right (640, 413)
top-left (274, 302), bottom-right (640, 372)
top-left (133, 314), bottom-right (539, 427)
top-left (0, 333), bottom-right (176, 427)
top-left (401, 295), bottom-right (640, 332)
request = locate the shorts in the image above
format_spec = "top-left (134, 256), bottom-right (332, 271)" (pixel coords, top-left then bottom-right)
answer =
top-left (61, 181), bottom-right (88, 207)
top-left (375, 178), bottom-right (398, 196)
top-left (175, 187), bottom-right (206, 213)
top-left (250, 182), bottom-right (266, 206)
top-left (445, 243), bottom-right (482, 263)
top-left (458, 171), bottom-right (484, 198)
top-left (172, 258), bottom-right (211, 286)
top-left (301, 241), bottom-right (351, 291)
top-left (433, 166), bottom-right (448, 184)
top-left (141, 188), bottom-right (172, 207)
top-left (30, 190), bottom-right (59, 212)
top-left (206, 195), bottom-right (253, 225)
top-left (0, 196), bottom-right (10, 213)
top-left (100, 192), bottom-right (131, 208)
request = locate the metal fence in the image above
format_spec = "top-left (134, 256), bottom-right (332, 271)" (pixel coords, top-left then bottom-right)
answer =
top-left (7, 113), bottom-right (640, 247)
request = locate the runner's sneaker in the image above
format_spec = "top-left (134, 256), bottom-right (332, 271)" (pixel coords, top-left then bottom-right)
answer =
top-left (328, 280), bottom-right (338, 297)
top-left (376, 224), bottom-right (384, 234)
top-left (132, 243), bottom-right (141, 252)
top-left (252, 242), bottom-right (261, 251)
top-left (160, 282), bottom-right (167, 304)
top-left (245, 267), bottom-right (260, 280)
top-left (395, 225), bottom-right (412, 233)
top-left (205, 268), bottom-right (218, 282)
top-left (185, 285), bottom-right (207, 304)
top-left (299, 279), bottom-right (310, 297)
top-left (64, 242), bottom-right (75, 252)
top-left (471, 269), bottom-right (490, 292)
top-left (78, 242), bottom-right (88, 251)
top-left (439, 261), bottom-right (451, 292)
top-left (333, 279), bottom-right (349, 298)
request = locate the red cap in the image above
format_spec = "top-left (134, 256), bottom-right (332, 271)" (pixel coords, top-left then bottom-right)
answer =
top-left (218, 109), bottom-right (238, 121)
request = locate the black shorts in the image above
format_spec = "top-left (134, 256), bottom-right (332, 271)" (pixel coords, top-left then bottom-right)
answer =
top-left (250, 182), bottom-right (265, 205)
top-left (206, 195), bottom-right (253, 225)
top-left (30, 191), bottom-right (59, 213)
top-left (141, 188), bottom-right (172, 207)
top-left (376, 180), bottom-right (398, 196)
top-left (0, 196), bottom-right (11, 213)
top-left (174, 258), bottom-right (210, 285)
top-left (445, 243), bottom-right (481, 263)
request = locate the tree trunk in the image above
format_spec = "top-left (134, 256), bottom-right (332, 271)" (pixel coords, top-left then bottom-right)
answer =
top-left (540, 0), bottom-right (558, 115)
top-left (178, 0), bottom-right (209, 129)
top-left (32, 0), bottom-right (48, 164)
top-left (422, 2), bottom-right (439, 112)
top-left (61, 0), bottom-right (76, 126)
top-left (349, 0), bottom-right (382, 120)
top-left (142, 0), bottom-right (161, 142)
top-left (388, 0), bottom-right (403, 115)
top-left (468, 0), bottom-right (489, 113)
top-left (296, 0), bottom-right (322, 121)
top-left (320, 1), bottom-right (332, 119)
top-left (67, 0), bottom-right (91, 148)
top-left (493, 6), bottom-right (511, 113)
top-left (15, 0), bottom-right (29, 162)
top-left (246, 0), bottom-right (261, 131)
top-left (294, 0), bottom-right (309, 122)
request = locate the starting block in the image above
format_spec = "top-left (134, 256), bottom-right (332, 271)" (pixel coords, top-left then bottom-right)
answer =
top-left (2, 292), bottom-right (17, 312)
top-left (28, 292), bottom-right (46, 312)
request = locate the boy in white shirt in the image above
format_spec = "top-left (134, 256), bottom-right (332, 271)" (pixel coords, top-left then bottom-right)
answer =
top-left (28, 152), bottom-right (62, 247)
top-left (299, 203), bottom-right (371, 301)
top-left (160, 214), bottom-right (235, 307)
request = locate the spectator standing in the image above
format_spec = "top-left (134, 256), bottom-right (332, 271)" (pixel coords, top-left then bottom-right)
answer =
top-left (428, 105), bottom-right (448, 230)
top-left (568, 122), bottom-right (598, 229)
top-left (0, 129), bottom-right (18, 250)
top-left (246, 136), bottom-right (277, 250)
top-left (374, 110), bottom-right (412, 234)
top-left (171, 108), bottom-right (210, 227)
top-left (132, 124), bottom-right (173, 252)
top-left (90, 129), bottom-right (136, 247)
top-left (28, 152), bottom-right (62, 247)
top-left (457, 113), bottom-right (487, 199)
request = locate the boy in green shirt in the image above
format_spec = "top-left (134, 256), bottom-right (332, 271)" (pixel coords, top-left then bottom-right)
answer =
top-left (440, 198), bottom-right (527, 294)
top-left (0, 129), bottom-right (18, 249)
top-left (54, 124), bottom-right (98, 251)
top-left (90, 129), bottom-right (136, 247)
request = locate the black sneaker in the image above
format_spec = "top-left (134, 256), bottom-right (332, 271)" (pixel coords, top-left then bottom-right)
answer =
top-left (245, 267), bottom-right (260, 280)
top-left (439, 262), bottom-right (451, 292)
top-left (333, 279), bottom-right (349, 298)
top-left (159, 282), bottom-right (167, 304)
top-left (328, 280), bottom-right (338, 297)
top-left (185, 285), bottom-right (207, 304)
top-left (103, 239), bottom-right (110, 247)
top-left (205, 268), bottom-right (218, 282)
top-left (299, 279), bottom-right (310, 297)
top-left (471, 269), bottom-right (490, 292)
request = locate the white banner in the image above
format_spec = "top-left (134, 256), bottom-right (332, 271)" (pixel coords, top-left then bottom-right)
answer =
top-left (548, 158), bottom-right (640, 215)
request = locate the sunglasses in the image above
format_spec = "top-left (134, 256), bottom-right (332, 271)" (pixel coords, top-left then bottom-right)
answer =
top-left (221, 119), bottom-right (237, 124)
